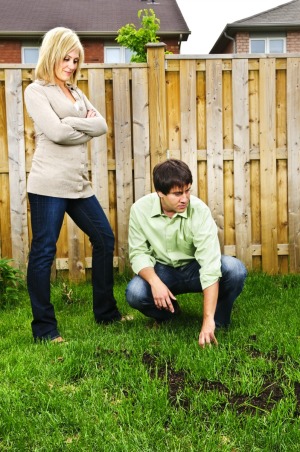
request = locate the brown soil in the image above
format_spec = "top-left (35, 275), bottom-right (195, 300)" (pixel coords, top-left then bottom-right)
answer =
top-left (142, 345), bottom-right (300, 415)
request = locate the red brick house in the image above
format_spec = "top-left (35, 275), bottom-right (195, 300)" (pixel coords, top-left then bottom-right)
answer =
top-left (0, 0), bottom-right (190, 63)
top-left (210, 0), bottom-right (300, 54)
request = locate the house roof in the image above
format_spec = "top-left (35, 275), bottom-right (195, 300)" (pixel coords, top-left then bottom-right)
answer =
top-left (210, 0), bottom-right (300, 53)
top-left (0, 0), bottom-right (190, 41)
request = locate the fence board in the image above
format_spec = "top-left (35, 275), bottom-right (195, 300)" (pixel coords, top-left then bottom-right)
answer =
top-left (223, 69), bottom-right (235, 248)
top-left (206, 60), bottom-right (224, 250)
top-left (88, 68), bottom-right (110, 215)
top-left (113, 68), bottom-right (133, 270)
top-left (196, 71), bottom-right (207, 203)
top-left (166, 70), bottom-right (180, 159)
top-left (5, 69), bottom-right (28, 267)
top-left (180, 60), bottom-right (197, 189)
top-left (287, 57), bottom-right (300, 272)
top-left (132, 67), bottom-right (151, 200)
top-left (147, 43), bottom-right (168, 172)
top-left (66, 215), bottom-right (86, 281)
top-left (276, 68), bottom-right (288, 273)
top-left (232, 59), bottom-right (252, 268)
top-left (259, 59), bottom-right (278, 273)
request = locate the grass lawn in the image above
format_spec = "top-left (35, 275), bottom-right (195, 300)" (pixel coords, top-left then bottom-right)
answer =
top-left (0, 271), bottom-right (300, 451)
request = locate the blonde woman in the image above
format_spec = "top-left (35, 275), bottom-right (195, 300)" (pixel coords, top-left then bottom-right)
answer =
top-left (25, 27), bottom-right (122, 342)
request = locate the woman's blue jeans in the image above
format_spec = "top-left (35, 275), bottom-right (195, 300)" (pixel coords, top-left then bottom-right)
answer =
top-left (27, 194), bottom-right (121, 341)
top-left (126, 256), bottom-right (247, 326)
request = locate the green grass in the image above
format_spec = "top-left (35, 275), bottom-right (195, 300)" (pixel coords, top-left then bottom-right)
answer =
top-left (1, 272), bottom-right (300, 451)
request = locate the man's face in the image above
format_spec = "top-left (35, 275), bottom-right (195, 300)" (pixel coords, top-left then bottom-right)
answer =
top-left (158, 184), bottom-right (192, 217)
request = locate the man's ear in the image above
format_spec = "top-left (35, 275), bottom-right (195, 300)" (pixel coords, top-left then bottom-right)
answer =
top-left (157, 191), bottom-right (164, 198)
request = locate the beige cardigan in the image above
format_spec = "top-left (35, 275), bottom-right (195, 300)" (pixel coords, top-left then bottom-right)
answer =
top-left (24, 80), bottom-right (108, 198)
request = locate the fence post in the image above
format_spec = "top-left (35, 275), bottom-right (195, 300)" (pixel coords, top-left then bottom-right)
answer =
top-left (146, 43), bottom-right (168, 177)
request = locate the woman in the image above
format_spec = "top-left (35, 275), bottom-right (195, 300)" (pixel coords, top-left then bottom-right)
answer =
top-left (24, 27), bottom-right (122, 342)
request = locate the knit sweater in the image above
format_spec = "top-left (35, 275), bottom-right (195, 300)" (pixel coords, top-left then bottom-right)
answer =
top-left (24, 80), bottom-right (108, 198)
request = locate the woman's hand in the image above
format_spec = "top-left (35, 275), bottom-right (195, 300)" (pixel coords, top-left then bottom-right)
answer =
top-left (86, 109), bottom-right (96, 118)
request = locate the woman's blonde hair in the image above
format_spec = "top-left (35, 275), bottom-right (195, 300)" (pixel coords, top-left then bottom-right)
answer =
top-left (35, 27), bottom-right (84, 84)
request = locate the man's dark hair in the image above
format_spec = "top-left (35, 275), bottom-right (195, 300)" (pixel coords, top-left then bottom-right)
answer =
top-left (153, 159), bottom-right (193, 194)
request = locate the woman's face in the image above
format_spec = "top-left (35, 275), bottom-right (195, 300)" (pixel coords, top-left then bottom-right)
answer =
top-left (54, 49), bottom-right (80, 85)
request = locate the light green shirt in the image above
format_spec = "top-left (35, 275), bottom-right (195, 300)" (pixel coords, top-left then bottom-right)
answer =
top-left (128, 193), bottom-right (222, 290)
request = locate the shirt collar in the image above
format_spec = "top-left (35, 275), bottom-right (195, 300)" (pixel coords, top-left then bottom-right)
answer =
top-left (34, 80), bottom-right (75, 89)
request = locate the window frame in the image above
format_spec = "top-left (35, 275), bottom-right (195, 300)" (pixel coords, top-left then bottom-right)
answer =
top-left (104, 46), bottom-right (134, 63)
top-left (250, 35), bottom-right (286, 54)
top-left (21, 46), bottom-right (40, 64)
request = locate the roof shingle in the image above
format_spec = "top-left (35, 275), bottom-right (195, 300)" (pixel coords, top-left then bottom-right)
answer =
top-left (0, 0), bottom-right (190, 37)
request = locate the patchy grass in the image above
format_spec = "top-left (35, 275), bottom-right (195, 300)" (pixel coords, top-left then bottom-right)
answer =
top-left (0, 271), bottom-right (300, 451)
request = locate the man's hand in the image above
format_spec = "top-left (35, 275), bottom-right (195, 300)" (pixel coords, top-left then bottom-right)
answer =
top-left (138, 267), bottom-right (176, 313)
top-left (198, 318), bottom-right (218, 348)
top-left (151, 279), bottom-right (177, 312)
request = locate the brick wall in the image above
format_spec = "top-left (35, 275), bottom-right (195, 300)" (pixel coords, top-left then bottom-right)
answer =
top-left (287, 32), bottom-right (300, 52)
top-left (236, 32), bottom-right (250, 53)
top-left (82, 40), bottom-right (104, 63)
top-left (0, 41), bottom-right (21, 63)
top-left (165, 39), bottom-right (180, 55)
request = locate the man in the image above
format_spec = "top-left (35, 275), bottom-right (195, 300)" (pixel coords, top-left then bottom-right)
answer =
top-left (126, 159), bottom-right (247, 348)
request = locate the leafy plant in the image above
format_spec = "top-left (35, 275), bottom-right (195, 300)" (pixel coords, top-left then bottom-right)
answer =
top-left (116, 8), bottom-right (160, 62)
top-left (0, 257), bottom-right (25, 306)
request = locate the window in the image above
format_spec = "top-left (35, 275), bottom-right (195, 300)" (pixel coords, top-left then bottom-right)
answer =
top-left (250, 37), bottom-right (285, 54)
top-left (104, 46), bottom-right (135, 63)
top-left (22, 47), bottom-right (39, 63)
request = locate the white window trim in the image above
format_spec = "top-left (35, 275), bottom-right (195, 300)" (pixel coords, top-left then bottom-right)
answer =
top-left (21, 46), bottom-right (40, 63)
top-left (104, 46), bottom-right (134, 63)
top-left (250, 36), bottom-right (286, 54)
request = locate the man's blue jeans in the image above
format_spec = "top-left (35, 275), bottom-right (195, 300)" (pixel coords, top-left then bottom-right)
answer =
top-left (27, 194), bottom-right (121, 341)
top-left (126, 256), bottom-right (247, 326)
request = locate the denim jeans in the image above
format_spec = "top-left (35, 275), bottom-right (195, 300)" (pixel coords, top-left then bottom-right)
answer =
top-left (27, 194), bottom-right (121, 341)
top-left (126, 256), bottom-right (247, 326)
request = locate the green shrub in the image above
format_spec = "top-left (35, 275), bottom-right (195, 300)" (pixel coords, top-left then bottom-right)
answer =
top-left (116, 9), bottom-right (160, 62)
top-left (0, 258), bottom-right (25, 306)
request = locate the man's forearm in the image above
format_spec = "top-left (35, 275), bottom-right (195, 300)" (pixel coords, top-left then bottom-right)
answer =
top-left (138, 267), bottom-right (160, 285)
top-left (202, 281), bottom-right (219, 320)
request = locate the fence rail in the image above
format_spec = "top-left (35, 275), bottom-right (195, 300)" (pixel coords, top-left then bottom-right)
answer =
top-left (1, 46), bottom-right (300, 279)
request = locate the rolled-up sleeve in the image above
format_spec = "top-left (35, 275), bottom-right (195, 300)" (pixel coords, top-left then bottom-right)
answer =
top-left (128, 206), bottom-right (156, 274)
top-left (192, 205), bottom-right (222, 289)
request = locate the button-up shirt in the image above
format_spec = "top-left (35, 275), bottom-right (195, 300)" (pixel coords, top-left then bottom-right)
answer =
top-left (128, 192), bottom-right (222, 290)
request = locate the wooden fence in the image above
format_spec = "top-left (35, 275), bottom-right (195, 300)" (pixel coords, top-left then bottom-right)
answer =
top-left (1, 44), bottom-right (300, 280)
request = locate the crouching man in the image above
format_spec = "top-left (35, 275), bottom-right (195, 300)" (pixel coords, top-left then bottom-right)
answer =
top-left (126, 159), bottom-right (247, 348)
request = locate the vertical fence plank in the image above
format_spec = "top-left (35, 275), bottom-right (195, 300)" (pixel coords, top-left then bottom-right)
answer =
top-left (67, 215), bottom-right (86, 281)
top-left (88, 68), bottom-right (109, 216)
top-left (232, 59), bottom-right (252, 268)
top-left (166, 69), bottom-right (180, 159)
top-left (223, 67), bottom-right (235, 249)
top-left (180, 60), bottom-right (197, 189)
top-left (206, 60), bottom-right (224, 250)
top-left (249, 66), bottom-right (261, 270)
top-left (5, 69), bottom-right (28, 268)
top-left (259, 59), bottom-right (278, 273)
top-left (132, 67), bottom-right (150, 201)
top-left (287, 57), bottom-right (300, 272)
top-left (113, 68), bottom-right (133, 271)
top-left (276, 68), bottom-right (288, 273)
top-left (0, 79), bottom-right (11, 258)
top-left (196, 69), bottom-right (207, 204)
top-left (147, 44), bottom-right (168, 172)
